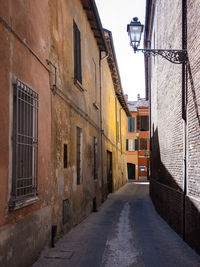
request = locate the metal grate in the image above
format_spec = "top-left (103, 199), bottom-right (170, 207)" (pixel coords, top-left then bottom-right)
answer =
top-left (11, 79), bottom-right (38, 204)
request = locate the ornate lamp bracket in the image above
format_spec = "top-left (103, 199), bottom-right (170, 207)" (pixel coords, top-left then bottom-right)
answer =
top-left (137, 49), bottom-right (188, 64)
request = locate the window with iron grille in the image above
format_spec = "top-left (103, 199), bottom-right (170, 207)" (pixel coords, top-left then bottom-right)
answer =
top-left (140, 138), bottom-right (147, 150)
top-left (73, 20), bottom-right (82, 84)
top-left (76, 127), bottom-right (82, 185)
top-left (10, 79), bottom-right (38, 209)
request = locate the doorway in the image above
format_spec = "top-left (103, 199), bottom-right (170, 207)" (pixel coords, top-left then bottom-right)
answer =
top-left (127, 163), bottom-right (135, 179)
top-left (107, 151), bottom-right (113, 194)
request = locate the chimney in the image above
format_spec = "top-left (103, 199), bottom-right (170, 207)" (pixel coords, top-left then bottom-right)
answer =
top-left (137, 94), bottom-right (140, 100)
top-left (124, 94), bottom-right (128, 102)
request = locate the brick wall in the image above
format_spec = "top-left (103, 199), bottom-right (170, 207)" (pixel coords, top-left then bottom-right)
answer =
top-left (147, 0), bottom-right (200, 254)
top-left (150, 178), bottom-right (184, 236)
top-left (185, 0), bottom-right (200, 254)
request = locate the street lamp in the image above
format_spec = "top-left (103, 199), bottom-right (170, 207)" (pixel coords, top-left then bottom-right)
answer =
top-left (127, 17), bottom-right (188, 64)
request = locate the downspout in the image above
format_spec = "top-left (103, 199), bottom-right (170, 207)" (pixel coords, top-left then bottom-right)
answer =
top-left (120, 108), bottom-right (123, 154)
top-left (146, 40), bottom-right (152, 178)
top-left (137, 109), bottom-right (139, 180)
top-left (182, 0), bottom-right (187, 241)
top-left (99, 50), bottom-right (109, 203)
top-left (115, 97), bottom-right (118, 145)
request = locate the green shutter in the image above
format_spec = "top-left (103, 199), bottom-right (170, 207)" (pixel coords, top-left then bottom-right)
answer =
top-left (137, 115), bottom-right (140, 131)
top-left (128, 117), bottom-right (135, 132)
top-left (135, 139), bottom-right (138, 150)
top-left (131, 117), bottom-right (135, 132)
top-left (128, 118), bottom-right (131, 132)
top-left (126, 139), bottom-right (129, 151)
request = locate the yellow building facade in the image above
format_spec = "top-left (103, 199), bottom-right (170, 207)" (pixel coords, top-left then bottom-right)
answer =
top-left (48, 0), bottom-right (130, 240)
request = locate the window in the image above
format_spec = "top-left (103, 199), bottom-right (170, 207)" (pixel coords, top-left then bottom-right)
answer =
top-left (140, 138), bottom-right (147, 150)
top-left (129, 139), bottom-right (135, 151)
top-left (10, 79), bottom-right (38, 208)
top-left (137, 115), bottom-right (149, 131)
top-left (94, 137), bottom-right (98, 180)
top-left (126, 139), bottom-right (138, 151)
top-left (128, 117), bottom-right (135, 132)
top-left (92, 58), bottom-right (97, 103)
top-left (76, 127), bottom-right (82, 185)
top-left (63, 144), bottom-right (68, 168)
top-left (73, 20), bottom-right (82, 83)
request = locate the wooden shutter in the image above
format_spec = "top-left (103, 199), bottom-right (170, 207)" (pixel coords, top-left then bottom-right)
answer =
top-left (137, 115), bottom-right (140, 131)
top-left (128, 117), bottom-right (135, 132)
top-left (131, 117), bottom-right (135, 132)
top-left (126, 139), bottom-right (129, 150)
top-left (135, 139), bottom-right (138, 150)
top-left (73, 21), bottom-right (82, 83)
top-left (146, 116), bottom-right (149, 131)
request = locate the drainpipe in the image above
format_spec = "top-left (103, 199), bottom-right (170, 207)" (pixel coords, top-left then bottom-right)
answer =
top-left (147, 40), bottom-right (152, 178)
top-left (115, 97), bottom-right (118, 145)
top-left (137, 109), bottom-right (139, 180)
top-left (182, 0), bottom-right (187, 241)
top-left (120, 108), bottom-right (123, 154)
top-left (99, 50), bottom-right (109, 202)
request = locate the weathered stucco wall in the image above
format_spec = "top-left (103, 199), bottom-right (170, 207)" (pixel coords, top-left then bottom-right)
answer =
top-left (48, 0), bottom-right (103, 235)
top-left (101, 58), bottom-right (128, 195)
top-left (0, 0), bottom-right (128, 265)
top-left (0, 0), bottom-right (52, 266)
top-left (48, 0), bottom-right (128, 236)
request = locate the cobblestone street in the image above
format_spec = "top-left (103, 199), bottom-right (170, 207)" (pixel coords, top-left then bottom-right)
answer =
top-left (32, 182), bottom-right (200, 267)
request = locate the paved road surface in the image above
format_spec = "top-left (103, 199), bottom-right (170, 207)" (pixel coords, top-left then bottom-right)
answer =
top-left (32, 182), bottom-right (200, 267)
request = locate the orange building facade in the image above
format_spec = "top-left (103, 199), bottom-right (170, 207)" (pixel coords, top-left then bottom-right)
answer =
top-left (126, 95), bottom-right (150, 180)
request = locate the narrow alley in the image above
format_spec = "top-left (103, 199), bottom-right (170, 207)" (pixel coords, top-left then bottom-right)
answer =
top-left (32, 182), bottom-right (200, 267)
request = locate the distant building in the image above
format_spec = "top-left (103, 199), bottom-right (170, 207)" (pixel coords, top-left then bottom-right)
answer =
top-left (126, 94), bottom-right (150, 180)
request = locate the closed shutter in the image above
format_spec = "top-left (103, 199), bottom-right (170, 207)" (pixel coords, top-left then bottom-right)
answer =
top-left (146, 116), bottom-right (149, 131)
top-left (137, 115), bottom-right (140, 131)
top-left (73, 21), bottom-right (82, 83)
top-left (128, 117), bottom-right (135, 132)
top-left (131, 117), bottom-right (135, 132)
top-left (135, 139), bottom-right (138, 150)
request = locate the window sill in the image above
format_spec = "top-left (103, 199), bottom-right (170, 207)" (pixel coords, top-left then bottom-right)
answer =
top-left (74, 79), bottom-right (86, 92)
top-left (8, 196), bottom-right (39, 211)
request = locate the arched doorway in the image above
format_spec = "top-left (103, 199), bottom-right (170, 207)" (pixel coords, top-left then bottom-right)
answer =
top-left (127, 163), bottom-right (135, 179)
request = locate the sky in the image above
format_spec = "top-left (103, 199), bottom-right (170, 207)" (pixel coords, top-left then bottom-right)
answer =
top-left (95, 0), bottom-right (146, 101)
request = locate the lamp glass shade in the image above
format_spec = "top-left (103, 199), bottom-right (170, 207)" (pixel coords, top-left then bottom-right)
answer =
top-left (127, 19), bottom-right (144, 49)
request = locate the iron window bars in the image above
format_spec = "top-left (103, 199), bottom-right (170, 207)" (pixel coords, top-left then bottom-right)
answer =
top-left (9, 79), bottom-right (38, 209)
